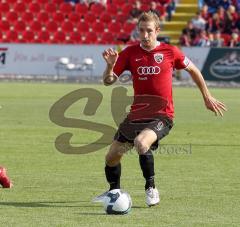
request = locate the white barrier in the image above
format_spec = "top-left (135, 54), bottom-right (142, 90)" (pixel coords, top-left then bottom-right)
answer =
top-left (181, 47), bottom-right (210, 79)
top-left (0, 43), bottom-right (115, 77)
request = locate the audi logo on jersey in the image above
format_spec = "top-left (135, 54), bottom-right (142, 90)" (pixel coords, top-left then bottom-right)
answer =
top-left (137, 66), bottom-right (161, 75)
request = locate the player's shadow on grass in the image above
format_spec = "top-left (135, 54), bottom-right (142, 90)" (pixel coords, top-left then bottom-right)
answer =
top-left (0, 201), bottom-right (102, 208)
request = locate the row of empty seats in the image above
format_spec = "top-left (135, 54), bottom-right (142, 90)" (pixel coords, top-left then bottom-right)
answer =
top-left (0, 1), bottom-right (167, 44)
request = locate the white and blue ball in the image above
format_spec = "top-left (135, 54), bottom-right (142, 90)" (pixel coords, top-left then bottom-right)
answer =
top-left (103, 189), bottom-right (132, 215)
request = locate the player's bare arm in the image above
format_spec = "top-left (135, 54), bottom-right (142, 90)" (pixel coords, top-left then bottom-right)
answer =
top-left (185, 62), bottom-right (227, 116)
top-left (102, 48), bottom-right (118, 86)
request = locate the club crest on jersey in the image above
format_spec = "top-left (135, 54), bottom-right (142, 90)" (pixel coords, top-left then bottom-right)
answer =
top-left (154, 53), bottom-right (163, 63)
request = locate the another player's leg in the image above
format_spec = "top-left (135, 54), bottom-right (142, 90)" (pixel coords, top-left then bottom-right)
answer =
top-left (92, 140), bottom-right (132, 202)
top-left (134, 129), bottom-right (160, 206)
top-left (0, 166), bottom-right (12, 188)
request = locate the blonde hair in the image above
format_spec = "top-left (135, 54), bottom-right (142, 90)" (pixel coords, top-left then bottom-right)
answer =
top-left (137, 11), bottom-right (161, 30)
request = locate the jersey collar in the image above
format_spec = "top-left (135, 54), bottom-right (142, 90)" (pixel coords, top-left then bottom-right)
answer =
top-left (140, 41), bottom-right (161, 52)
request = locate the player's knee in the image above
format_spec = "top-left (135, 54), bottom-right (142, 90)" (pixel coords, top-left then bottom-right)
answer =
top-left (105, 151), bottom-right (122, 167)
top-left (134, 137), bottom-right (149, 155)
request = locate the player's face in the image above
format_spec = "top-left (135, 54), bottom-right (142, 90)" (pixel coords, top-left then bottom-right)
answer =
top-left (138, 21), bottom-right (159, 50)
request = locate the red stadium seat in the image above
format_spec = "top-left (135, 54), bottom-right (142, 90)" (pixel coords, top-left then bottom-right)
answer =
top-left (45, 3), bottom-right (57, 14)
top-left (8, 0), bottom-right (17, 6)
top-left (123, 22), bottom-right (136, 33)
top-left (61, 20), bottom-right (74, 33)
top-left (90, 3), bottom-right (105, 15)
top-left (111, 0), bottom-right (126, 7)
top-left (59, 2), bottom-right (73, 15)
top-left (21, 0), bottom-right (32, 4)
top-left (100, 12), bottom-right (112, 24)
top-left (13, 2), bottom-right (26, 14)
top-left (0, 30), bottom-right (2, 42)
top-left (29, 2), bottom-right (41, 14)
top-left (37, 11), bottom-right (49, 23)
top-left (6, 30), bottom-right (18, 42)
top-left (70, 31), bottom-right (81, 44)
top-left (22, 11), bottom-right (34, 23)
top-left (75, 3), bottom-right (88, 17)
top-left (69, 12), bottom-right (81, 24)
top-left (141, 4), bottom-right (150, 12)
top-left (121, 4), bottom-right (133, 16)
top-left (53, 12), bottom-right (65, 24)
top-left (46, 21), bottom-right (58, 33)
top-left (0, 20), bottom-right (10, 32)
top-left (221, 34), bottom-right (231, 46)
top-left (115, 13), bottom-right (129, 23)
top-left (53, 31), bottom-right (66, 43)
top-left (108, 22), bottom-right (122, 34)
top-left (6, 11), bottom-right (18, 23)
top-left (117, 31), bottom-right (130, 43)
top-left (37, 30), bottom-right (50, 43)
top-left (84, 32), bottom-right (98, 44)
top-left (30, 21), bottom-right (42, 32)
top-left (156, 5), bottom-right (166, 16)
top-left (52, 0), bottom-right (63, 4)
top-left (77, 21), bottom-right (90, 33)
top-left (100, 32), bottom-right (115, 44)
top-left (91, 22), bottom-right (105, 34)
top-left (22, 30), bottom-right (35, 42)
top-left (38, 0), bottom-right (49, 4)
top-left (106, 4), bottom-right (118, 16)
top-left (0, 2), bottom-right (10, 14)
top-left (14, 20), bottom-right (26, 32)
top-left (83, 12), bottom-right (97, 24)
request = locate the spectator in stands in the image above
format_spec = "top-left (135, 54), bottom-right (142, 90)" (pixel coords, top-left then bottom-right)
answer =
top-left (223, 5), bottom-right (238, 33)
top-left (217, 6), bottom-right (225, 21)
top-left (182, 21), bottom-right (198, 45)
top-left (166, 0), bottom-right (176, 21)
top-left (194, 30), bottom-right (210, 46)
top-left (206, 12), bottom-right (224, 33)
top-left (234, 13), bottom-right (240, 32)
top-left (191, 11), bottom-right (206, 31)
top-left (208, 31), bottom-right (224, 47)
top-left (149, 1), bottom-right (161, 17)
top-left (228, 32), bottom-right (240, 47)
top-left (179, 29), bottom-right (191, 46)
top-left (200, 4), bottom-right (210, 21)
top-left (129, 1), bottom-right (143, 23)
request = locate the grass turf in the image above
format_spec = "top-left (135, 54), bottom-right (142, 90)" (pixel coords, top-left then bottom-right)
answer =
top-left (0, 82), bottom-right (239, 226)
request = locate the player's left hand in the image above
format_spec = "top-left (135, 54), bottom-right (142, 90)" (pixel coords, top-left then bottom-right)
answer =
top-left (204, 96), bottom-right (227, 116)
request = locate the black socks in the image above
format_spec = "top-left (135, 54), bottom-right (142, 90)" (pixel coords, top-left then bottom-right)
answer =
top-left (105, 163), bottom-right (121, 190)
top-left (139, 150), bottom-right (155, 190)
top-left (105, 150), bottom-right (155, 191)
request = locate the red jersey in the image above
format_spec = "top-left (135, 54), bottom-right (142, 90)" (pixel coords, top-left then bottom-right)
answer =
top-left (113, 42), bottom-right (190, 120)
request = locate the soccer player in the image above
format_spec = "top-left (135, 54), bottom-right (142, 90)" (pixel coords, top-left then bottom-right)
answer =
top-left (93, 12), bottom-right (227, 206)
top-left (0, 166), bottom-right (12, 188)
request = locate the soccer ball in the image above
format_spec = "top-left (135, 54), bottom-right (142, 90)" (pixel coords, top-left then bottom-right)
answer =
top-left (103, 189), bottom-right (132, 215)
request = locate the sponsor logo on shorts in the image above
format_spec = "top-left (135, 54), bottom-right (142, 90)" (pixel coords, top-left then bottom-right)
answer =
top-left (154, 121), bottom-right (164, 131)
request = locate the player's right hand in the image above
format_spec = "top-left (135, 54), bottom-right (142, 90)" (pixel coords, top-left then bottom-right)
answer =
top-left (102, 48), bottom-right (118, 66)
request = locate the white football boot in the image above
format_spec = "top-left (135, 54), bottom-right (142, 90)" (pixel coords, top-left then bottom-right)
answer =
top-left (92, 191), bottom-right (109, 203)
top-left (145, 187), bottom-right (160, 206)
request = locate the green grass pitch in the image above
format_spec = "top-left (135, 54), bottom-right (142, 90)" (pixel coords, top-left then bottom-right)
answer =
top-left (0, 82), bottom-right (239, 226)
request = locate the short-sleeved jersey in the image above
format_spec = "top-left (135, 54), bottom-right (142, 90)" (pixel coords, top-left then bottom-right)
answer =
top-left (113, 42), bottom-right (190, 120)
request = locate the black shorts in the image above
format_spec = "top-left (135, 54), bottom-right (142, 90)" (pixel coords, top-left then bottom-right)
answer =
top-left (114, 115), bottom-right (173, 150)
